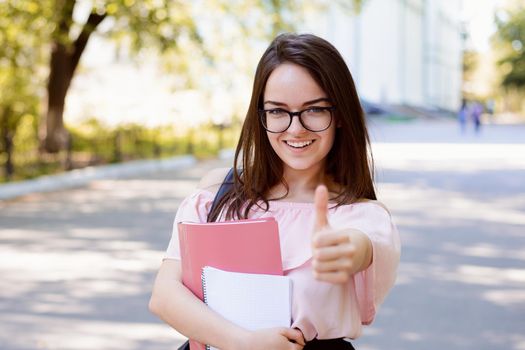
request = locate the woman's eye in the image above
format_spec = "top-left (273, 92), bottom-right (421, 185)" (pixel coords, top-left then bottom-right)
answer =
top-left (268, 109), bottom-right (286, 115)
top-left (306, 107), bottom-right (323, 114)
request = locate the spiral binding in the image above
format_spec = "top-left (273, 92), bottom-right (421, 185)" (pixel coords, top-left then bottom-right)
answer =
top-left (201, 266), bottom-right (211, 350)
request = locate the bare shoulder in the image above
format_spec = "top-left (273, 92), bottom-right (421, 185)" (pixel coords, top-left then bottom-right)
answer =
top-left (198, 167), bottom-right (231, 193)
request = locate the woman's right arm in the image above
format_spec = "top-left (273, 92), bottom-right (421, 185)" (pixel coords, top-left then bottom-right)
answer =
top-left (149, 259), bottom-right (305, 350)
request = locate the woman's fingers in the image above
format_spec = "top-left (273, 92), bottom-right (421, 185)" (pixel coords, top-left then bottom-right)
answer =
top-left (279, 328), bottom-right (305, 346)
top-left (312, 257), bottom-right (353, 273)
top-left (312, 230), bottom-right (350, 248)
top-left (311, 229), bottom-right (355, 283)
top-left (313, 270), bottom-right (350, 284)
top-left (313, 242), bottom-right (355, 261)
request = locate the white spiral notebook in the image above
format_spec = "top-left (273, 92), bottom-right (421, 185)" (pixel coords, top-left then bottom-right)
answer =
top-left (201, 266), bottom-right (292, 350)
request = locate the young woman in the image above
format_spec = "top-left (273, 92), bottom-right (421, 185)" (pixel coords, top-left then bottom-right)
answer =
top-left (150, 33), bottom-right (401, 350)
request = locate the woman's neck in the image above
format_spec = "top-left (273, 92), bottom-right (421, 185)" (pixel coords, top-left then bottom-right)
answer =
top-left (268, 164), bottom-right (340, 202)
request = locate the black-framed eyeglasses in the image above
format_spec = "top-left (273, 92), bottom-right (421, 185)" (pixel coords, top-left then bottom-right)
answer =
top-left (258, 106), bottom-right (336, 133)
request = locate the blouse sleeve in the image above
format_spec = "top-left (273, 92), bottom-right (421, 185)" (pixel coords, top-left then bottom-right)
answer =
top-left (164, 189), bottom-right (215, 260)
top-left (333, 202), bottom-right (401, 325)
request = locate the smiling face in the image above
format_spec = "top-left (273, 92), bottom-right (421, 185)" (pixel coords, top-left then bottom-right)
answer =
top-left (263, 63), bottom-right (336, 177)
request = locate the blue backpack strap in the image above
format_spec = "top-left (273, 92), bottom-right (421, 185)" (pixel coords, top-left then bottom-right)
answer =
top-left (208, 167), bottom-right (236, 221)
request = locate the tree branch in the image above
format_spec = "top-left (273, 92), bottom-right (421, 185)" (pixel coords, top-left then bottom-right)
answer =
top-left (70, 10), bottom-right (107, 76)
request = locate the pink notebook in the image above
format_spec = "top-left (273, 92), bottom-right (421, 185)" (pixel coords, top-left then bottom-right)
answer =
top-left (178, 217), bottom-right (284, 350)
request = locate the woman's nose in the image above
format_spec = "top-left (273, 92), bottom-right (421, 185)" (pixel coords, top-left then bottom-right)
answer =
top-left (287, 115), bottom-right (308, 134)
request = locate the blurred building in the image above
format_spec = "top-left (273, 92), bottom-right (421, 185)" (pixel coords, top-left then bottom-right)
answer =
top-left (305, 0), bottom-right (464, 112)
top-left (66, 0), bottom-right (466, 127)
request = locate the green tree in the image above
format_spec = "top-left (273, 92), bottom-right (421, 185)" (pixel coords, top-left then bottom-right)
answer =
top-left (0, 1), bottom-right (48, 180)
top-left (41, 0), bottom-right (201, 153)
top-left (494, 4), bottom-right (525, 89)
top-left (4, 0), bottom-right (366, 161)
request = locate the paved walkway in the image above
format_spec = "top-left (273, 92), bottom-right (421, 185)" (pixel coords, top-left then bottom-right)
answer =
top-left (355, 120), bottom-right (525, 350)
top-left (1, 120), bottom-right (524, 350)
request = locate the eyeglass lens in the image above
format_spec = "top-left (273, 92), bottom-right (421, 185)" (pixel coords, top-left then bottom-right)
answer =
top-left (263, 108), bottom-right (332, 132)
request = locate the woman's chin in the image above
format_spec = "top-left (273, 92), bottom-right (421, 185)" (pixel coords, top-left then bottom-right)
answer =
top-left (282, 160), bottom-right (323, 173)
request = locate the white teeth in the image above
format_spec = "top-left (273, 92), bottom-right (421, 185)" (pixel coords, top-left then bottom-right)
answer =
top-left (285, 140), bottom-right (313, 148)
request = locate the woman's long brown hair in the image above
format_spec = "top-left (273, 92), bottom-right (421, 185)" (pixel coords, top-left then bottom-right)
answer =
top-left (207, 33), bottom-right (376, 222)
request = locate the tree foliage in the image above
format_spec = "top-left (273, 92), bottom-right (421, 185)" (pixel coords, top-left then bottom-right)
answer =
top-left (40, 0), bottom-right (204, 153)
top-left (0, 0), bottom-right (366, 180)
top-left (0, 1), bottom-right (49, 179)
top-left (494, 4), bottom-right (525, 89)
top-left (39, 0), bottom-right (366, 153)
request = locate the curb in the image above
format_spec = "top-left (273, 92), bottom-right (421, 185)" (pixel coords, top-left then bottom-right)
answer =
top-left (0, 155), bottom-right (198, 201)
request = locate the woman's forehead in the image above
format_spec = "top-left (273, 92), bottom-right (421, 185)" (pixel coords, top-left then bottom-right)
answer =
top-left (264, 63), bottom-right (327, 106)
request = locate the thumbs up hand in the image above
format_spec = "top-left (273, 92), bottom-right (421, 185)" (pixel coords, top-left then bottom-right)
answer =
top-left (311, 185), bottom-right (373, 284)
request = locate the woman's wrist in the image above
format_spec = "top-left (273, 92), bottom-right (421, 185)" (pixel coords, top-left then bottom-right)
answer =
top-left (224, 327), bottom-right (252, 350)
top-left (360, 234), bottom-right (373, 272)
top-left (348, 229), bottom-right (373, 274)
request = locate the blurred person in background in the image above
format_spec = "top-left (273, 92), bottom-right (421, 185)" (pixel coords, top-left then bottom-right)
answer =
top-left (458, 99), bottom-right (468, 134)
top-left (470, 100), bottom-right (484, 134)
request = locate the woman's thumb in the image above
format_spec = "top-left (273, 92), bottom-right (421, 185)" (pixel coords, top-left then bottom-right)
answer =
top-left (279, 327), bottom-right (305, 346)
top-left (314, 184), bottom-right (330, 232)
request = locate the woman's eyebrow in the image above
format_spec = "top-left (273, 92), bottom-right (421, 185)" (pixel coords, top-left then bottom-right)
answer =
top-left (263, 100), bottom-right (288, 107)
top-left (263, 97), bottom-right (331, 107)
top-left (301, 97), bottom-right (331, 106)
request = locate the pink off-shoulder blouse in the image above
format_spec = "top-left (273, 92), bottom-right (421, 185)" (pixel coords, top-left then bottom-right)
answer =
top-left (165, 189), bottom-right (401, 341)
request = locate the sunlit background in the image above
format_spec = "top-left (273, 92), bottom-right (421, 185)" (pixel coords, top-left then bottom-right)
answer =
top-left (1, 0), bottom-right (524, 181)
top-left (1, 1), bottom-right (524, 350)
top-left (64, 0), bottom-right (523, 127)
